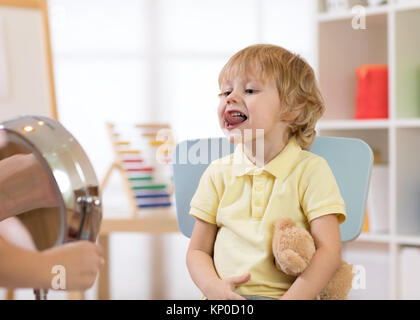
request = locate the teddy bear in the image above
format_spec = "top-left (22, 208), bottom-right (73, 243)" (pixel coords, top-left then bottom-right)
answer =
top-left (272, 216), bottom-right (354, 300)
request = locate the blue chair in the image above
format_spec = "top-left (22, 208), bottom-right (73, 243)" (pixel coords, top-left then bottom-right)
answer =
top-left (172, 136), bottom-right (373, 242)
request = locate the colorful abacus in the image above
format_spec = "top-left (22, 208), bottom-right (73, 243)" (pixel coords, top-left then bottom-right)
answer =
top-left (102, 122), bottom-right (175, 217)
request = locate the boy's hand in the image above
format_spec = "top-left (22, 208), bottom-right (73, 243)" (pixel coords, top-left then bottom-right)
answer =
top-left (39, 241), bottom-right (104, 290)
top-left (204, 273), bottom-right (250, 300)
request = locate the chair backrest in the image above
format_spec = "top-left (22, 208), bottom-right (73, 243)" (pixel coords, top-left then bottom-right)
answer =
top-left (172, 136), bottom-right (373, 242)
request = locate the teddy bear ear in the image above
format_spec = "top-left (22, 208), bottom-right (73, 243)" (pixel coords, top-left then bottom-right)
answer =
top-left (274, 217), bottom-right (296, 231)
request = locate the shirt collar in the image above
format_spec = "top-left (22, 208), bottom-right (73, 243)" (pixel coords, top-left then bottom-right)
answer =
top-left (231, 136), bottom-right (302, 179)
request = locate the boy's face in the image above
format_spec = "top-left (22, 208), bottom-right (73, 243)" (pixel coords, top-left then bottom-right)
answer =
top-left (217, 73), bottom-right (287, 144)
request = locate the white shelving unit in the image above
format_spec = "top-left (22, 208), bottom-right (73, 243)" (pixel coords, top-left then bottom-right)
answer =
top-left (316, 0), bottom-right (420, 299)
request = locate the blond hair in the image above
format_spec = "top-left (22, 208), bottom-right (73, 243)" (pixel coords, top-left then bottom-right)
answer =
top-left (218, 44), bottom-right (325, 150)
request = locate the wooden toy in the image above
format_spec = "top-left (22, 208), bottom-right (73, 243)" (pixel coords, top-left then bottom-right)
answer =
top-left (101, 122), bottom-right (175, 218)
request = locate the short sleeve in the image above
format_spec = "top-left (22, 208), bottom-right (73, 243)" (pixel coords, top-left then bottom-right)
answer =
top-left (189, 164), bottom-right (220, 225)
top-left (299, 157), bottom-right (346, 224)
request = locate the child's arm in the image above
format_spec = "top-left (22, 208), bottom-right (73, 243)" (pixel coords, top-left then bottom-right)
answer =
top-left (280, 214), bottom-right (342, 300)
top-left (186, 218), bottom-right (250, 300)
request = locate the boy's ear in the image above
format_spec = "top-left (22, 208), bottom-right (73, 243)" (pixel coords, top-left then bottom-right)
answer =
top-left (281, 110), bottom-right (300, 122)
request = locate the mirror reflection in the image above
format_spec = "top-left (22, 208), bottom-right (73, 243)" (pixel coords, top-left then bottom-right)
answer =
top-left (0, 134), bottom-right (61, 251)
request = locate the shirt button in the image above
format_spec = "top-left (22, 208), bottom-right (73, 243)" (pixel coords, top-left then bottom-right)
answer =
top-left (254, 200), bottom-right (262, 207)
top-left (255, 184), bottom-right (264, 192)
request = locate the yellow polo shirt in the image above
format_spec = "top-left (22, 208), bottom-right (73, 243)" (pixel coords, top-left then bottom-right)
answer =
top-left (189, 137), bottom-right (346, 299)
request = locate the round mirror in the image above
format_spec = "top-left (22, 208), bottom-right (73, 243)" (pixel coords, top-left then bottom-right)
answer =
top-left (0, 115), bottom-right (102, 252)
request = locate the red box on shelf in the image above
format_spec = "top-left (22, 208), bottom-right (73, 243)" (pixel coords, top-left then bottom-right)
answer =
top-left (355, 65), bottom-right (388, 119)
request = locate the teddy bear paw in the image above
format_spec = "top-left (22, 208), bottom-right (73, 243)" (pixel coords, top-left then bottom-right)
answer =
top-left (275, 248), bottom-right (310, 277)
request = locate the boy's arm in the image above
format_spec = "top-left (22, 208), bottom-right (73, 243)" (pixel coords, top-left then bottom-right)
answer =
top-left (280, 214), bottom-right (342, 300)
top-left (186, 218), bottom-right (249, 300)
top-left (186, 218), bottom-right (219, 291)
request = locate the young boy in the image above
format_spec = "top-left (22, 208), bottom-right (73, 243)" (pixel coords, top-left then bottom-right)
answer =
top-left (186, 44), bottom-right (346, 300)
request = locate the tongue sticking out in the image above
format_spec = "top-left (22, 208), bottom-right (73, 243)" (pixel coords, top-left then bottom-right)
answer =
top-left (225, 112), bottom-right (247, 125)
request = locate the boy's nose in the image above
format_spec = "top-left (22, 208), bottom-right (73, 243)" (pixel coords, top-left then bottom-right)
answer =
top-left (226, 91), bottom-right (239, 105)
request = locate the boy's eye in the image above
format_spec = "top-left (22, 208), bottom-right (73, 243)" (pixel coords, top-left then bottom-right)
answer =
top-left (245, 89), bottom-right (257, 94)
top-left (218, 91), bottom-right (231, 97)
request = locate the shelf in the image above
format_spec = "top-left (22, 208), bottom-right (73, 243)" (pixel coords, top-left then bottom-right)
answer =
top-left (101, 207), bottom-right (179, 234)
top-left (343, 238), bottom-right (391, 299)
top-left (318, 119), bottom-right (420, 129)
top-left (317, 119), bottom-right (390, 130)
top-left (317, 0), bottom-right (420, 300)
top-left (395, 129), bottom-right (420, 236)
top-left (396, 235), bottom-right (420, 246)
top-left (100, 216), bottom-right (178, 234)
top-left (318, 13), bottom-right (388, 120)
top-left (395, 8), bottom-right (420, 118)
top-left (353, 234), bottom-right (420, 246)
top-left (317, 4), bottom-right (390, 22)
top-left (356, 232), bottom-right (392, 243)
top-left (395, 118), bottom-right (420, 128)
top-left (317, 0), bottom-right (420, 20)
top-left (394, 1), bottom-right (420, 12)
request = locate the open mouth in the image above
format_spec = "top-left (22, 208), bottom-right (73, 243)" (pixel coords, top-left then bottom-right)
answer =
top-left (224, 110), bottom-right (248, 130)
